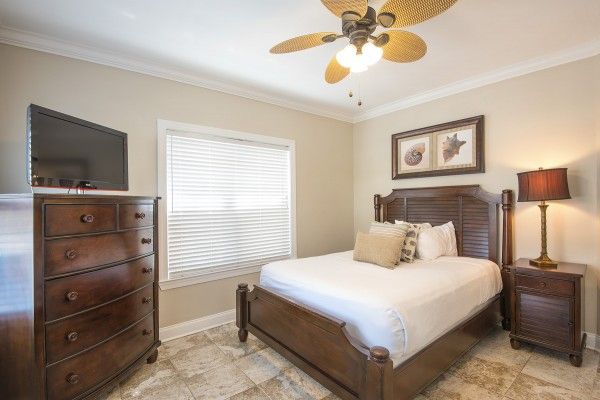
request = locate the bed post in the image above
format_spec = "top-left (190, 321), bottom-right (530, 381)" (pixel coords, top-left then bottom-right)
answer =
top-left (374, 194), bottom-right (381, 222)
top-left (236, 283), bottom-right (249, 342)
top-left (365, 346), bottom-right (393, 400)
top-left (501, 190), bottom-right (514, 330)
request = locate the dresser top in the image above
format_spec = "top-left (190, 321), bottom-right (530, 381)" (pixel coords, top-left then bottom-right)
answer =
top-left (0, 193), bottom-right (158, 200)
top-left (510, 257), bottom-right (586, 277)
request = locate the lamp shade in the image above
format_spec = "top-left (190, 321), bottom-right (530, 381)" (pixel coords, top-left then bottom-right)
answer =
top-left (517, 168), bottom-right (571, 202)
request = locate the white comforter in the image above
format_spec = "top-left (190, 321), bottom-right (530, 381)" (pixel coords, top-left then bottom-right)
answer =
top-left (260, 251), bottom-right (502, 365)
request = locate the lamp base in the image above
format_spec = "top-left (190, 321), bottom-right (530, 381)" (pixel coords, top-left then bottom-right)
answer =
top-left (529, 254), bottom-right (558, 269)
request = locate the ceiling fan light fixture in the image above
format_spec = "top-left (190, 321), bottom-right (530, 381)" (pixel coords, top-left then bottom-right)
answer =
top-left (350, 53), bottom-right (368, 73)
top-left (362, 42), bottom-right (383, 66)
top-left (336, 44), bottom-right (357, 68)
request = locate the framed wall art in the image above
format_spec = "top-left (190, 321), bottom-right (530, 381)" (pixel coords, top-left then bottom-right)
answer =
top-left (392, 115), bottom-right (484, 179)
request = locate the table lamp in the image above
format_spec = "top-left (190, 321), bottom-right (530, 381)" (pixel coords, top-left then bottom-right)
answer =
top-left (517, 167), bottom-right (571, 268)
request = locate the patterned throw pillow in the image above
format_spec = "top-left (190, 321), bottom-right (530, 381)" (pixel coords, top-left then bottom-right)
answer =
top-left (400, 223), bottom-right (421, 263)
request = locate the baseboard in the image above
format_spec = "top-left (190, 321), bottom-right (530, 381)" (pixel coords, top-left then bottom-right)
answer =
top-left (159, 309), bottom-right (236, 342)
top-left (586, 332), bottom-right (599, 352)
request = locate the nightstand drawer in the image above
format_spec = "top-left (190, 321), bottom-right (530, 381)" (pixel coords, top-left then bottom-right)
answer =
top-left (516, 274), bottom-right (574, 297)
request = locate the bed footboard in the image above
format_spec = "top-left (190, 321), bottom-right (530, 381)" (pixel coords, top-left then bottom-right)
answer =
top-left (236, 284), bottom-right (393, 400)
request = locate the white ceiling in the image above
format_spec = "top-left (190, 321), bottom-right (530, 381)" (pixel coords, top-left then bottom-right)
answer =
top-left (1, 0), bottom-right (599, 122)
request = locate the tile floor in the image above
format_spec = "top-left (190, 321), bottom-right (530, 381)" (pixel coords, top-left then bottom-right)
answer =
top-left (101, 323), bottom-right (600, 400)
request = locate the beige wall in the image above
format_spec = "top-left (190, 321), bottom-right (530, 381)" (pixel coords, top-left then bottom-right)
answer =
top-left (2, 42), bottom-right (599, 333)
top-left (0, 44), bottom-right (355, 327)
top-left (354, 56), bottom-right (600, 333)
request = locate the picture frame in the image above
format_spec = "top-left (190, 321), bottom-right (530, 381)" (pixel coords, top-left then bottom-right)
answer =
top-left (392, 115), bottom-right (484, 179)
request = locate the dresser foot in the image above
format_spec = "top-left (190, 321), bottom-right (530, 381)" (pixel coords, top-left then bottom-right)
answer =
top-left (238, 328), bottom-right (248, 343)
top-left (147, 349), bottom-right (158, 364)
top-left (510, 338), bottom-right (521, 350)
top-left (570, 354), bottom-right (582, 367)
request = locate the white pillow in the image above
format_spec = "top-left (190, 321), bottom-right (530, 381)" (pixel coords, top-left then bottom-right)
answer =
top-left (416, 221), bottom-right (458, 261)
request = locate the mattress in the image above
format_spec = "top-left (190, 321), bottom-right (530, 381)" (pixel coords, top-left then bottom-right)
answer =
top-left (260, 251), bottom-right (502, 365)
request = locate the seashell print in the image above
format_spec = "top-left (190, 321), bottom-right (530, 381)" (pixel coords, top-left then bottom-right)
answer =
top-left (442, 133), bottom-right (467, 163)
top-left (404, 143), bottom-right (426, 166)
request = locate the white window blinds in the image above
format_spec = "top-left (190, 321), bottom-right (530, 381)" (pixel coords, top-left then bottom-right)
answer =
top-left (166, 131), bottom-right (292, 280)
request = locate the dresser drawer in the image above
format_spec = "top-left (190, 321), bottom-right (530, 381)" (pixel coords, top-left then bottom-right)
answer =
top-left (45, 228), bottom-right (154, 276)
top-left (45, 285), bottom-right (154, 364)
top-left (45, 204), bottom-right (117, 237)
top-left (516, 292), bottom-right (573, 349)
top-left (119, 204), bottom-right (154, 229)
top-left (45, 255), bottom-right (154, 321)
top-left (46, 313), bottom-right (155, 400)
top-left (516, 274), bottom-right (574, 297)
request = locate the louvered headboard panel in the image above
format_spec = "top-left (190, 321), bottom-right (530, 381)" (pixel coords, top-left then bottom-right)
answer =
top-left (374, 185), bottom-right (513, 265)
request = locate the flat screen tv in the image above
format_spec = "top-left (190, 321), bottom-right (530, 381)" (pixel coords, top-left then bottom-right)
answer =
top-left (27, 105), bottom-right (128, 190)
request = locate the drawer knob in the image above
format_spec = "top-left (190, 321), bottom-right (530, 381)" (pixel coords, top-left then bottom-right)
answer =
top-left (142, 267), bottom-right (153, 274)
top-left (66, 373), bottom-right (80, 385)
top-left (65, 249), bottom-right (78, 260)
top-left (540, 282), bottom-right (547, 288)
top-left (141, 238), bottom-right (152, 245)
top-left (66, 331), bottom-right (79, 342)
top-left (80, 214), bottom-right (95, 223)
top-left (143, 329), bottom-right (153, 336)
top-left (142, 297), bottom-right (153, 304)
top-left (135, 212), bottom-right (146, 220)
top-left (65, 291), bottom-right (79, 302)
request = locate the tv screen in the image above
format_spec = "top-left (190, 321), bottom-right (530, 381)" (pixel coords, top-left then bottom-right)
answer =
top-left (27, 105), bottom-right (128, 190)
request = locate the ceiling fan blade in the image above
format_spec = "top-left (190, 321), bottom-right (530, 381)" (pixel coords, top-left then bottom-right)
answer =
top-left (380, 30), bottom-right (427, 63)
top-left (270, 32), bottom-right (338, 54)
top-left (325, 56), bottom-right (350, 84)
top-left (378, 0), bottom-right (457, 28)
top-left (321, 0), bottom-right (368, 18)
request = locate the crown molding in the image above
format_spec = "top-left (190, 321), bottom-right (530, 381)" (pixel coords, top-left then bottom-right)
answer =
top-left (1, 26), bottom-right (598, 125)
top-left (0, 26), bottom-right (355, 123)
top-left (353, 39), bottom-right (600, 123)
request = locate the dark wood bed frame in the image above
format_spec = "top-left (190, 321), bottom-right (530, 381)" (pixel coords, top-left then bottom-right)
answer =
top-left (237, 185), bottom-right (514, 400)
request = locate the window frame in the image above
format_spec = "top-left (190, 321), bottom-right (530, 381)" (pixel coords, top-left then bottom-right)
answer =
top-left (157, 119), bottom-right (297, 290)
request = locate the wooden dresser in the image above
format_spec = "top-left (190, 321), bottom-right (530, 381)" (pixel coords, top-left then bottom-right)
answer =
top-left (0, 194), bottom-right (160, 400)
top-left (508, 258), bottom-right (586, 366)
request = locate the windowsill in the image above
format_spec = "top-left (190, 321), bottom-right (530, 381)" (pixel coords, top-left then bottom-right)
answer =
top-left (159, 265), bottom-right (263, 290)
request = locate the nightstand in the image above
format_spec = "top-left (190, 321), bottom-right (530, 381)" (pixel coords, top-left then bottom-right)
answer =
top-left (508, 258), bottom-right (586, 366)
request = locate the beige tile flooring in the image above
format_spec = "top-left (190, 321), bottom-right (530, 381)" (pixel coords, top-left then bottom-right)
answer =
top-left (101, 323), bottom-right (600, 400)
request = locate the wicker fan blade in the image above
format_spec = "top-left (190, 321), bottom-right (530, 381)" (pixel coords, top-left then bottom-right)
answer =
top-left (321, 0), bottom-right (368, 18)
top-left (270, 32), bottom-right (337, 54)
top-left (325, 56), bottom-right (350, 84)
top-left (378, 0), bottom-right (457, 28)
top-left (381, 30), bottom-right (427, 63)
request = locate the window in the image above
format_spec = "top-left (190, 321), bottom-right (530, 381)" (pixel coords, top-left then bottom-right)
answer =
top-left (157, 121), bottom-right (296, 288)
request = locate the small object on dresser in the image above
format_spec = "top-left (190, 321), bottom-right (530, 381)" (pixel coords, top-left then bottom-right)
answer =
top-left (508, 258), bottom-right (586, 367)
top-left (517, 167), bottom-right (571, 268)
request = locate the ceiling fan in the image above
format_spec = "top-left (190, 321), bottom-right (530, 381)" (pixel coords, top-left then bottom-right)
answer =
top-left (270, 0), bottom-right (457, 84)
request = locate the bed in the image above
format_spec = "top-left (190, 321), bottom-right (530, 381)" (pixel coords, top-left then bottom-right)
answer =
top-left (236, 185), bottom-right (514, 400)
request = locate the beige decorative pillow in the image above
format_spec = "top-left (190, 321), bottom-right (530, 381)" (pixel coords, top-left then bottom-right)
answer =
top-left (400, 223), bottom-right (421, 263)
top-left (353, 232), bottom-right (404, 269)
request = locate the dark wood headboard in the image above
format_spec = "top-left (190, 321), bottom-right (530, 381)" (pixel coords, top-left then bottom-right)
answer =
top-left (374, 185), bottom-right (513, 266)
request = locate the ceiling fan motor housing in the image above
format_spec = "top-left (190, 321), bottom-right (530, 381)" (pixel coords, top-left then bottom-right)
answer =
top-left (342, 6), bottom-right (378, 50)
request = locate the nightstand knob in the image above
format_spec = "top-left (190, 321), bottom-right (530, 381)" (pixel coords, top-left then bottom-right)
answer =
top-left (539, 281), bottom-right (547, 288)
